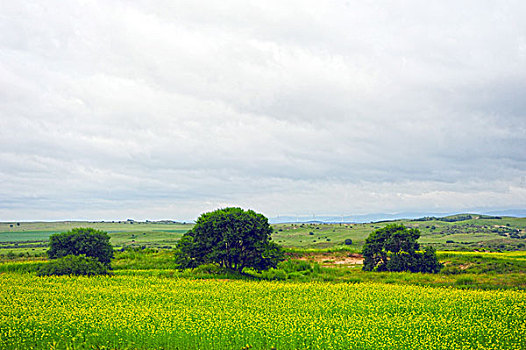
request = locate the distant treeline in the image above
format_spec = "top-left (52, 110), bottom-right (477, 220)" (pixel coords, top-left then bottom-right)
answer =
top-left (413, 214), bottom-right (502, 222)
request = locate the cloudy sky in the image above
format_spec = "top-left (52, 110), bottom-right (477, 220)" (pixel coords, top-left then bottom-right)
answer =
top-left (1, 1), bottom-right (525, 221)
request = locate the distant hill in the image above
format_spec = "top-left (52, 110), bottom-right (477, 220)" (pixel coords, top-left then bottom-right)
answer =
top-left (270, 210), bottom-right (526, 224)
top-left (484, 209), bottom-right (526, 218)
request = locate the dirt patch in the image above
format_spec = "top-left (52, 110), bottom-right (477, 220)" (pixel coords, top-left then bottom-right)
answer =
top-left (459, 263), bottom-right (474, 270)
top-left (295, 253), bottom-right (364, 266)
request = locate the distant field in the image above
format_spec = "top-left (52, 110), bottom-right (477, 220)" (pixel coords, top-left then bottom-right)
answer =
top-left (0, 231), bottom-right (53, 242)
top-left (1, 214), bottom-right (525, 254)
top-left (271, 215), bottom-right (526, 251)
top-left (0, 221), bottom-right (191, 252)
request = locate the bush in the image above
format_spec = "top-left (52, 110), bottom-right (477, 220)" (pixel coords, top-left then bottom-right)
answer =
top-left (48, 228), bottom-right (114, 266)
top-left (362, 224), bottom-right (442, 273)
top-left (37, 255), bottom-right (109, 276)
top-left (344, 239), bottom-right (353, 245)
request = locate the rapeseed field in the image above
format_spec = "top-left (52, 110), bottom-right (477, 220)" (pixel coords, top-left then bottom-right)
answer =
top-left (1, 273), bottom-right (525, 349)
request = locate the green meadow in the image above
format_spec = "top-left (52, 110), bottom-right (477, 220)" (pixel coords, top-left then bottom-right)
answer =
top-left (2, 214), bottom-right (524, 254)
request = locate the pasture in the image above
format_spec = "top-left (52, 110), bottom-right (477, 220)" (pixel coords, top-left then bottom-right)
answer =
top-left (271, 215), bottom-right (526, 250)
top-left (0, 221), bottom-right (190, 255)
top-left (1, 214), bottom-right (525, 255)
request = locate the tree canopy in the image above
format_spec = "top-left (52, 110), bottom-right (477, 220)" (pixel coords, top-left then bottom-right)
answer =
top-left (47, 227), bottom-right (114, 266)
top-left (174, 207), bottom-right (284, 272)
top-left (362, 224), bottom-right (442, 273)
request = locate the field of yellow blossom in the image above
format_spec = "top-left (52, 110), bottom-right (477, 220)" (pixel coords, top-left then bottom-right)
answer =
top-left (1, 273), bottom-right (525, 349)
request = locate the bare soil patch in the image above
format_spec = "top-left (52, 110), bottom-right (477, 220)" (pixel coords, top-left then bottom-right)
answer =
top-left (289, 252), bottom-right (364, 267)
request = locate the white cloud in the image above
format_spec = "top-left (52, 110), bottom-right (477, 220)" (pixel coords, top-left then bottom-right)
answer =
top-left (0, 1), bottom-right (525, 221)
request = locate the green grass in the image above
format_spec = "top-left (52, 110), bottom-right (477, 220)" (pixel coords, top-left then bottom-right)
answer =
top-left (1, 217), bottom-right (524, 290)
top-left (2, 216), bottom-right (525, 252)
top-left (270, 216), bottom-right (526, 250)
top-left (0, 221), bottom-right (191, 252)
top-left (0, 231), bottom-right (53, 242)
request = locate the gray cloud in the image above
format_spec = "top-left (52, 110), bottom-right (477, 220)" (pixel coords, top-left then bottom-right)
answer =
top-left (1, 1), bottom-right (525, 221)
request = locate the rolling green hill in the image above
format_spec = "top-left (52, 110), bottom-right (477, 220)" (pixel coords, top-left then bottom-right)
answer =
top-left (271, 215), bottom-right (526, 251)
top-left (0, 214), bottom-right (525, 255)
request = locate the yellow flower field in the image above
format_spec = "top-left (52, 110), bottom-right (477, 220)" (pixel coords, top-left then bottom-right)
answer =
top-left (1, 273), bottom-right (525, 349)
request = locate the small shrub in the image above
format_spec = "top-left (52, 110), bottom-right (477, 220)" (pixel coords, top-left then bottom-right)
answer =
top-left (344, 239), bottom-right (353, 245)
top-left (37, 255), bottom-right (109, 276)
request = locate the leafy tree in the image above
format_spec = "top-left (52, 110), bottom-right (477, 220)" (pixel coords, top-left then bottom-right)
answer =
top-left (174, 207), bottom-right (284, 272)
top-left (47, 228), bottom-right (114, 266)
top-left (362, 224), bottom-right (442, 273)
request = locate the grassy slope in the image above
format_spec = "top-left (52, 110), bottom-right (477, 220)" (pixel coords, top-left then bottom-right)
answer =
top-left (1, 215), bottom-right (525, 255)
top-left (271, 215), bottom-right (526, 250)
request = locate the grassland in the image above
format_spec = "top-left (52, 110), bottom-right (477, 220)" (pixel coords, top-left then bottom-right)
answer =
top-left (271, 215), bottom-right (526, 250)
top-left (0, 221), bottom-right (190, 255)
top-left (1, 215), bottom-right (525, 349)
top-left (1, 214), bottom-right (525, 256)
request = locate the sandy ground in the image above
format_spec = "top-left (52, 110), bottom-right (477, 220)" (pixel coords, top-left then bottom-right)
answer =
top-left (296, 253), bottom-right (364, 267)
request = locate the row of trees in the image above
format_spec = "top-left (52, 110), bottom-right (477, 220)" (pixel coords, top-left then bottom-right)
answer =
top-left (175, 208), bottom-right (440, 273)
top-left (40, 208), bottom-right (441, 276)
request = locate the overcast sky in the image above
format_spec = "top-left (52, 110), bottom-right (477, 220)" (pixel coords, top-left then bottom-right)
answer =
top-left (1, 1), bottom-right (525, 221)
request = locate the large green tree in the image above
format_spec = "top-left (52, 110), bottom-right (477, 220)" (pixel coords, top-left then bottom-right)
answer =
top-left (175, 207), bottom-right (284, 272)
top-left (362, 224), bottom-right (442, 273)
top-left (47, 227), bottom-right (114, 266)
